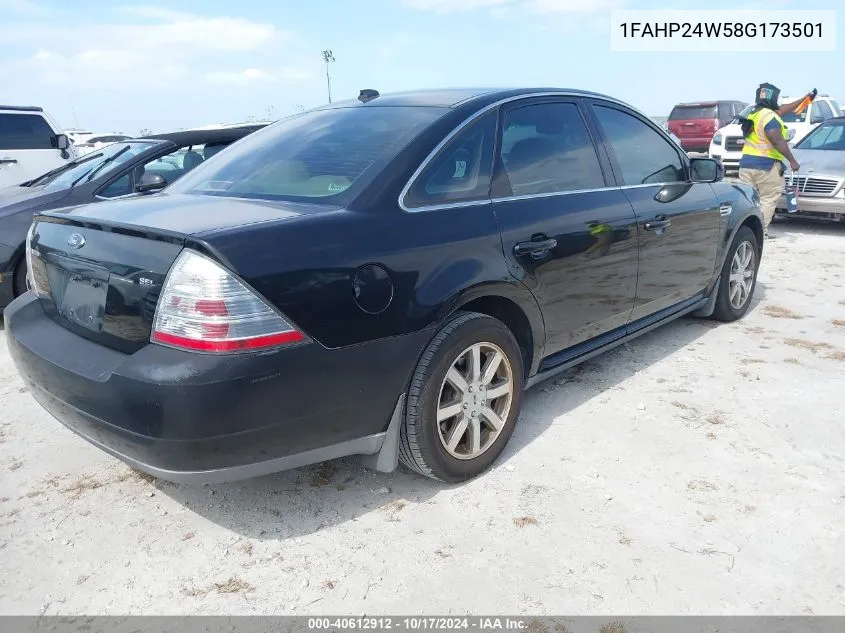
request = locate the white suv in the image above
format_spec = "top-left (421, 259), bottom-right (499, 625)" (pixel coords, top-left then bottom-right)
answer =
top-left (709, 96), bottom-right (842, 173)
top-left (0, 106), bottom-right (77, 189)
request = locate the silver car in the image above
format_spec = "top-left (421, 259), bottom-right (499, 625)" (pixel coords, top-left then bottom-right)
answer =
top-left (777, 116), bottom-right (845, 221)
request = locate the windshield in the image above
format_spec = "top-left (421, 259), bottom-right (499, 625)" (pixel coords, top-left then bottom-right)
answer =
top-left (168, 106), bottom-right (447, 204)
top-left (794, 121), bottom-right (845, 150)
top-left (735, 105), bottom-right (754, 120)
top-left (781, 110), bottom-right (808, 123)
top-left (39, 142), bottom-right (153, 192)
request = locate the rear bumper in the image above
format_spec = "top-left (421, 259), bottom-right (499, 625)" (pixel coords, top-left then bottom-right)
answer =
top-left (678, 137), bottom-right (711, 152)
top-left (776, 195), bottom-right (845, 216)
top-left (5, 293), bottom-right (427, 483)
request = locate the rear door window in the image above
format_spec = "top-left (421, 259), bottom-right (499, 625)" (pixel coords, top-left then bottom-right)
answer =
top-left (669, 105), bottom-right (717, 120)
top-left (0, 113), bottom-right (56, 150)
top-left (495, 102), bottom-right (606, 197)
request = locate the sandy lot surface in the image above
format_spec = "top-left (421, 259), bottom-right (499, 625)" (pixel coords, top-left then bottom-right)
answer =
top-left (1, 217), bottom-right (844, 616)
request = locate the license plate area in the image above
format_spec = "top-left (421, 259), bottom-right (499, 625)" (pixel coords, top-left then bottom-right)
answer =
top-left (45, 255), bottom-right (110, 334)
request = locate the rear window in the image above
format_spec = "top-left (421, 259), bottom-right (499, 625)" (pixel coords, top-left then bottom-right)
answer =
top-left (0, 113), bottom-right (56, 150)
top-left (168, 106), bottom-right (447, 203)
top-left (669, 105), bottom-right (718, 120)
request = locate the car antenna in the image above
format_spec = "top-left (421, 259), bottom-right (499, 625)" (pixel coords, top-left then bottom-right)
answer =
top-left (358, 89), bottom-right (379, 103)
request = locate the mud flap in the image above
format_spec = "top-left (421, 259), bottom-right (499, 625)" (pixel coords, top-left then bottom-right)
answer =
top-left (691, 278), bottom-right (720, 318)
top-left (359, 393), bottom-right (406, 473)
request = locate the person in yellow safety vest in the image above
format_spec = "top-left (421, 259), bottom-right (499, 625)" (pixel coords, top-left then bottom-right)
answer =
top-left (737, 83), bottom-right (814, 240)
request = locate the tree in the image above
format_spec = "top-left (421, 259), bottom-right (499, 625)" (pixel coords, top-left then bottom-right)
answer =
top-left (139, 127), bottom-right (152, 137)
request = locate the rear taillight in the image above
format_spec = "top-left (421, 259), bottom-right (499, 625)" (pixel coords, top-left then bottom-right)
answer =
top-left (151, 249), bottom-right (305, 353)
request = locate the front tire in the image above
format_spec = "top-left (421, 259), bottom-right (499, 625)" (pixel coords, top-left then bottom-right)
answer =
top-left (711, 226), bottom-right (760, 322)
top-left (399, 311), bottom-right (524, 483)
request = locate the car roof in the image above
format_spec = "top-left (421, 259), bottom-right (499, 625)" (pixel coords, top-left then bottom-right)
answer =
top-left (315, 87), bottom-right (636, 112)
top-left (138, 124), bottom-right (268, 145)
top-left (672, 101), bottom-right (741, 107)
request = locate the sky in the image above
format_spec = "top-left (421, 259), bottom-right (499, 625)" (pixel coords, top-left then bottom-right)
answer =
top-left (0, 0), bottom-right (841, 134)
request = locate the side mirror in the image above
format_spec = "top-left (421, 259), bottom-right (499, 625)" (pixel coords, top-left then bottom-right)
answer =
top-left (55, 134), bottom-right (70, 150)
top-left (135, 173), bottom-right (167, 193)
top-left (690, 157), bottom-right (722, 183)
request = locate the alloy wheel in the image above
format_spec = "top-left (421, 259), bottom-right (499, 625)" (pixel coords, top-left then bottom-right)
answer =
top-left (436, 342), bottom-right (514, 460)
top-left (729, 240), bottom-right (755, 310)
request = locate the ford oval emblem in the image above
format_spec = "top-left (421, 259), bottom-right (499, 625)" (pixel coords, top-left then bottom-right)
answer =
top-left (67, 233), bottom-right (85, 249)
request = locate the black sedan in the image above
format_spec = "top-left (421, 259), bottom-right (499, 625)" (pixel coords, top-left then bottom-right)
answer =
top-left (4, 88), bottom-right (764, 484)
top-left (0, 125), bottom-right (266, 310)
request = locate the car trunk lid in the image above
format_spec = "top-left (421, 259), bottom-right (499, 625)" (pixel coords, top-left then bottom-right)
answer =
top-left (28, 193), bottom-right (325, 354)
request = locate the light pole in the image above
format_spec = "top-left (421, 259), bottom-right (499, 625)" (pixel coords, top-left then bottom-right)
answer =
top-left (321, 49), bottom-right (335, 103)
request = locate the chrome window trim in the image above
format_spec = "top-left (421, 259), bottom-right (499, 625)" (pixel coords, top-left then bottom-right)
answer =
top-left (490, 181), bottom-right (686, 205)
top-left (398, 90), bottom-right (639, 214)
top-left (492, 186), bottom-right (615, 204)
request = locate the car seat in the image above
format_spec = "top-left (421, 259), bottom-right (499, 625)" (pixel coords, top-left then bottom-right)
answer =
top-left (505, 137), bottom-right (557, 194)
top-left (182, 149), bottom-right (204, 172)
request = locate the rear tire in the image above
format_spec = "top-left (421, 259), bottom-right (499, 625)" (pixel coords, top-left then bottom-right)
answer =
top-left (711, 226), bottom-right (760, 322)
top-left (399, 311), bottom-right (524, 483)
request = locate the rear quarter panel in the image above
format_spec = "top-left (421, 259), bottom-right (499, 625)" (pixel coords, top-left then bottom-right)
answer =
top-left (198, 204), bottom-right (545, 360)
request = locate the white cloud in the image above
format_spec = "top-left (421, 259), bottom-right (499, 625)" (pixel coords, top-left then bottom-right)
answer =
top-left (526, 0), bottom-right (622, 13)
top-left (0, 0), bottom-right (53, 16)
top-left (204, 67), bottom-right (311, 85)
top-left (25, 47), bottom-right (189, 88)
top-left (1, 5), bottom-right (296, 89)
top-left (403, 0), bottom-right (511, 13)
top-left (405, 0), bottom-right (621, 13)
top-left (117, 5), bottom-right (196, 21)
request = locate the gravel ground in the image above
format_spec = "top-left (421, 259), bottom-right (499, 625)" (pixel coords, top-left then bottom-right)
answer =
top-left (1, 217), bottom-right (844, 616)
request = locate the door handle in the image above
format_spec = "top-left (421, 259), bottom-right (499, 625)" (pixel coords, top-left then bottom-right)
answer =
top-left (644, 218), bottom-right (671, 231)
top-left (719, 203), bottom-right (733, 216)
top-left (514, 238), bottom-right (557, 256)
top-left (0, 158), bottom-right (18, 165)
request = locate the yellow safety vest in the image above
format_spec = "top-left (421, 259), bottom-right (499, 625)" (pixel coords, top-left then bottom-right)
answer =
top-left (742, 108), bottom-right (788, 161)
top-left (588, 223), bottom-right (611, 237)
